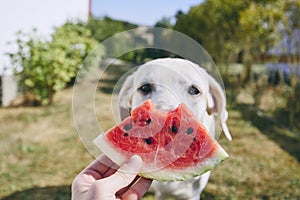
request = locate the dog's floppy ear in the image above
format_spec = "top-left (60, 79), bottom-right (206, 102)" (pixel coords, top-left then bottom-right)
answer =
top-left (117, 73), bottom-right (135, 121)
top-left (206, 75), bottom-right (232, 140)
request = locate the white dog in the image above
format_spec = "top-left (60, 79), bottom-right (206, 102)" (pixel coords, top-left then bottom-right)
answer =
top-left (118, 58), bottom-right (231, 200)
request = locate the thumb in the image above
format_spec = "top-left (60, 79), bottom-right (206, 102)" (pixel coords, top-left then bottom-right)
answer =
top-left (103, 155), bottom-right (143, 192)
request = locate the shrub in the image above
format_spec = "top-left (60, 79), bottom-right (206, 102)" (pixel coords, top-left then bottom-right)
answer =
top-left (8, 21), bottom-right (98, 105)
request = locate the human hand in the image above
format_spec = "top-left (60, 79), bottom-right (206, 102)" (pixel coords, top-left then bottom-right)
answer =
top-left (72, 154), bottom-right (152, 200)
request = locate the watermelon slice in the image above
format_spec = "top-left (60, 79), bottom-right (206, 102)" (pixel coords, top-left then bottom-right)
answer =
top-left (93, 100), bottom-right (228, 181)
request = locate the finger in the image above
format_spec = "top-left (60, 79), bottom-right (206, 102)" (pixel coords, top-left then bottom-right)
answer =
top-left (72, 155), bottom-right (115, 196)
top-left (99, 155), bottom-right (142, 192)
top-left (116, 176), bottom-right (140, 197)
top-left (121, 177), bottom-right (153, 200)
top-left (101, 164), bottom-right (119, 177)
top-left (82, 154), bottom-right (118, 179)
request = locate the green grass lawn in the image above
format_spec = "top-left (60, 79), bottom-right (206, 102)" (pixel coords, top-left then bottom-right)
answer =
top-left (0, 84), bottom-right (300, 199)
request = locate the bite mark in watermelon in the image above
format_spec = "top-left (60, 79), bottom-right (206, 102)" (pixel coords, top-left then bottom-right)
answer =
top-left (93, 100), bottom-right (228, 181)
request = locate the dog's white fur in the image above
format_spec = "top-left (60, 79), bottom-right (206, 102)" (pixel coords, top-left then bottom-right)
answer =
top-left (118, 58), bottom-right (231, 200)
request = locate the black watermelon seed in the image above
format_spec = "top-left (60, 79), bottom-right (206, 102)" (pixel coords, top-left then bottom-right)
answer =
top-left (144, 138), bottom-right (152, 144)
top-left (190, 143), bottom-right (195, 150)
top-left (123, 132), bottom-right (129, 137)
top-left (123, 124), bottom-right (132, 131)
top-left (171, 125), bottom-right (178, 133)
top-left (146, 118), bottom-right (152, 124)
top-left (187, 127), bottom-right (194, 135)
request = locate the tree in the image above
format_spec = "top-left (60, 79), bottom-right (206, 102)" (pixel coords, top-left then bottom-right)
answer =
top-left (87, 17), bottom-right (139, 62)
top-left (87, 16), bottom-right (137, 43)
top-left (9, 21), bottom-right (98, 105)
top-left (174, 0), bottom-right (295, 85)
top-left (155, 17), bottom-right (173, 28)
top-left (238, 0), bottom-right (289, 85)
top-left (279, 0), bottom-right (300, 129)
top-left (174, 0), bottom-right (246, 69)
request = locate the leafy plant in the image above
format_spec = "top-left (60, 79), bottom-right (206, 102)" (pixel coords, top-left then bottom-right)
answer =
top-left (8, 21), bottom-right (98, 105)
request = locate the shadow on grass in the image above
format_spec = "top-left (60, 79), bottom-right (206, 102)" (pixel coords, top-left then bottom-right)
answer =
top-left (201, 190), bottom-right (217, 200)
top-left (234, 103), bottom-right (300, 162)
top-left (1, 185), bottom-right (70, 200)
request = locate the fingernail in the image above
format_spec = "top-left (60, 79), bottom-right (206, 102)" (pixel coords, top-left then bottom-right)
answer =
top-left (127, 155), bottom-right (142, 170)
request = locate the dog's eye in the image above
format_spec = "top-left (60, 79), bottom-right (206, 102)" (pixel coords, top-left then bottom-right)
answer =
top-left (188, 85), bottom-right (201, 95)
top-left (138, 83), bottom-right (152, 95)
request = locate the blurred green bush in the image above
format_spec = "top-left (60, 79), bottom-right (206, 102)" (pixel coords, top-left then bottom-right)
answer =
top-left (8, 21), bottom-right (98, 105)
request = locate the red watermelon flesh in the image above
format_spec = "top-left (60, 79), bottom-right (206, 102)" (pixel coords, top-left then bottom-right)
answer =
top-left (93, 100), bottom-right (228, 181)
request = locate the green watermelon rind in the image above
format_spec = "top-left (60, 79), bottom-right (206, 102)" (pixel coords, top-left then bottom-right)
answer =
top-left (93, 134), bottom-right (229, 182)
top-left (140, 145), bottom-right (228, 181)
